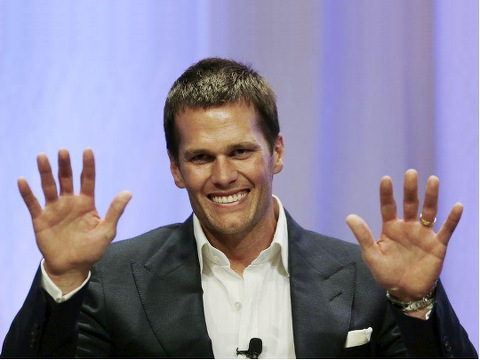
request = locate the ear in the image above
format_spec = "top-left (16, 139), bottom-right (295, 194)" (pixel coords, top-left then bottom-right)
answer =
top-left (168, 151), bottom-right (186, 189)
top-left (272, 134), bottom-right (284, 174)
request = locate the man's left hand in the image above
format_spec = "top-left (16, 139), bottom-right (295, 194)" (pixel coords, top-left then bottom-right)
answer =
top-left (346, 169), bottom-right (463, 303)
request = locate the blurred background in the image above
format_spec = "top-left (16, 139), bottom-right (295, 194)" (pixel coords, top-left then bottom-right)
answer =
top-left (0, 0), bottom-right (477, 351)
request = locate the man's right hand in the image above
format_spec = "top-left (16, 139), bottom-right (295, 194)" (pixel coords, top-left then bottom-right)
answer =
top-left (18, 148), bottom-right (132, 294)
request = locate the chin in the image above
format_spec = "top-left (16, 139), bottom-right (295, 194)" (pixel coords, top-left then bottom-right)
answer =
top-left (206, 216), bottom-right (256, 236)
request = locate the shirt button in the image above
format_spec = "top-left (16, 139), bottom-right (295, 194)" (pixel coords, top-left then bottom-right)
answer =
top-left (213, 255), bottom-right (220, 264)
top-left (234, 301), bottom-right (242, 310)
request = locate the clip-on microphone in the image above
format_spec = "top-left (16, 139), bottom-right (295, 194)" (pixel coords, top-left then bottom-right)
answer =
top-left (236, 338), bottom-right (263, 359)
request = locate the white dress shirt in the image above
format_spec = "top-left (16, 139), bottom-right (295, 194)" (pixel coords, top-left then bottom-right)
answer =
top-left (194, 196), bottom-right (295, 358)
top-left (41, 195), bottom-right (295, 358)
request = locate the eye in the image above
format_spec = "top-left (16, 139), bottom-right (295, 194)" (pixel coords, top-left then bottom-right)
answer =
top-left (190, 154), bottom-right (212, 163)
top-left (232, 148), bottom-right (251, 158)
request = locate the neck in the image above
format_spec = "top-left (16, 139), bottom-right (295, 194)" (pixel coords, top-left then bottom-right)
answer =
top-left (202, 198), bottom-right (280, 276)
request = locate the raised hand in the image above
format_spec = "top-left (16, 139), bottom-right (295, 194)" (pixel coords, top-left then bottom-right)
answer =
top-left (346, 169), bottom-right (462, 303)
top-left (18, 148), bottom-right (132, 294)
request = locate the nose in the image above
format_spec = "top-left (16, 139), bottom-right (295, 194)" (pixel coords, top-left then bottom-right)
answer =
top-left (211, 157), bottom-right (238, 187)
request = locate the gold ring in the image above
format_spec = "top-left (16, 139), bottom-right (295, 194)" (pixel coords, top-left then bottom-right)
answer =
top-left (419, 213), bottom-right (436, 227)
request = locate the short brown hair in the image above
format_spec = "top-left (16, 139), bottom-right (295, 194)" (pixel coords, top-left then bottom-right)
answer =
top-left (164, 58), bottom-right (279, 160)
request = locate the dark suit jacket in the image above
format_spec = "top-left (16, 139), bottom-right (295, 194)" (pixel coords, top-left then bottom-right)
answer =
top-left (1, 212), bottom-right (477, 358)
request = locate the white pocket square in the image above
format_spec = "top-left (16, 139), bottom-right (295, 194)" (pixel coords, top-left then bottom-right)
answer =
top-left (344, 327), bottom-right (373, 348)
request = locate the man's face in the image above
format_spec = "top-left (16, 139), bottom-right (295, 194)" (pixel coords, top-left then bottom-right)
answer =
top-left (169, 102), bottom-right (284, 241)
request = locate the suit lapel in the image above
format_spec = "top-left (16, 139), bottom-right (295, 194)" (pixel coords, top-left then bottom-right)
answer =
top-left (131, 217), bottom-right (214, 358)
top-left (287, 214), bottom-right (356, 358)
top-left (128, 212), bottom-right (356, 358)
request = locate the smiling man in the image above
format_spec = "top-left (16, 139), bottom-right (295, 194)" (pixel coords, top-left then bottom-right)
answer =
top-left (170, 102), bottom-right (284, 274)
top-left (2, 58), bottom-right (476, 358)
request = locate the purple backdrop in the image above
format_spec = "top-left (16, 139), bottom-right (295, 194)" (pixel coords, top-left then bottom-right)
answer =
top-left (0, 0), bottom-right (477, 351)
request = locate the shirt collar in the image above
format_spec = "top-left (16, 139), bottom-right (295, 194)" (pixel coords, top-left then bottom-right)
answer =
top-left (193, 195), bottom-right (289, 276)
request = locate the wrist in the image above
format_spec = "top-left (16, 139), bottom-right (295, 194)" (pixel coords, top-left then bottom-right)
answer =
top-left (43, 261), bottom-right (90, 295)
top-left (386, 284), bottom-right (437, 313)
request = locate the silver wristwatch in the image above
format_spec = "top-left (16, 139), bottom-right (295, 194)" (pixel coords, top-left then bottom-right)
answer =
top-left (386, 287), bottom-right (436, 313)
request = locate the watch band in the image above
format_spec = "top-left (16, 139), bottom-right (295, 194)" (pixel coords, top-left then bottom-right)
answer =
top-left (386, 287), bottom-right (436, 313)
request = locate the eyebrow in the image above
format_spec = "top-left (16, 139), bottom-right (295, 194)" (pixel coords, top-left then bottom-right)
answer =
top-left (183, 141), bottom-right (260, 158)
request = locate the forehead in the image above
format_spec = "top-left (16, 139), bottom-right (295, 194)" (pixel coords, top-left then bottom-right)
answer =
top-left (174, 102), bottom-right (265, 150)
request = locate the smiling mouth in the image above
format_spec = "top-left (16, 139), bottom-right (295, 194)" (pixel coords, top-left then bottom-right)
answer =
top-left (210, 191), bottom-right (249, 204)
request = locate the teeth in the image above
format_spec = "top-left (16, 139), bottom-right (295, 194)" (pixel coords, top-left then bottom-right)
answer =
top-left (212, 192), bottom-right (247, 204)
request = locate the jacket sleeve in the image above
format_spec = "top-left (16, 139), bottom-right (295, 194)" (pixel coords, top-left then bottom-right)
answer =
top-left (75, 264), bottom-right (114, 357)
top-left (391, 281), bottom-right (477, 358)
top-left (1, 266), bottom-right (86, 358)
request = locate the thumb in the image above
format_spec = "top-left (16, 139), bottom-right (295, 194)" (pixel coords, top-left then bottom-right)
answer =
top-left (104, 190), bottom-right (132, 235)
top-left (346, 214), bottom-right (375, 251)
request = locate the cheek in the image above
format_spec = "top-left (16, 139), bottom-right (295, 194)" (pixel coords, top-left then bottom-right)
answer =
top-left (181, 167), bottom-right (210, 192)
top-left (243, 161), bottom-right (275, 183)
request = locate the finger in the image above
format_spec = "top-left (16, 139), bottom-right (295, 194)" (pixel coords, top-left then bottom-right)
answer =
top-left (403, 169), bottom-right (419, 221)
top-left (103, 191), bottom-right (132, 240)
top-left (437, 202), bottom-right (463, 246)
top-left (379, 176), bottom-right (397, 222)
top-left (346, 214), bottom-right (376, 252)
top-left (58, 149), bottom-right (74, 195)
top-left (37, 153), bottom-right (58, 204)
top-left (420, 175), bottom-right (439, 224)
top-left (18, 177), bottom-right (42, 218)
top-left (80, 148), bottom-right (95, 197)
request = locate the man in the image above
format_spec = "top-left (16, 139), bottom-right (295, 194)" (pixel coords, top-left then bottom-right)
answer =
top-left (1, 58), bottom-right (476, 358)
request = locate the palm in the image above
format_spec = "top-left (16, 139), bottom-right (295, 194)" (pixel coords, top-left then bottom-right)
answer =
top-left (347, 170), bottom-right (462, 301)
top-left (18, 149), bottom-right (131, 286)
top-left (33, 194), bottom-right (108, 275)
top-left (367, 220), bottom-right (445, 297)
